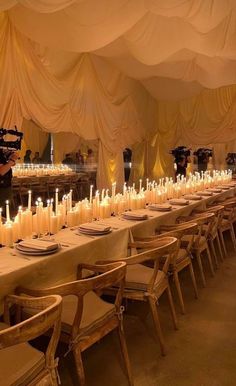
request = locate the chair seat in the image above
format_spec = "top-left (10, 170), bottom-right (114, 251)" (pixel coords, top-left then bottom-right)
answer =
top-left (182, 234), bottom-right (207, 249)
top-left (176, 248), bottom-right (189, 264)
top-left (125, 264), bottom-right (165, 291)
top-left (221, 218), bottom-right (231, 230)
top-left (0, 323), bottom-right (45, 386)
top-left (61, 291), bottom-right (115, 334)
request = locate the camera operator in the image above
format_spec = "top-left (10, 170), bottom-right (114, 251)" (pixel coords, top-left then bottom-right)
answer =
top-left (0, 149), bottom-right (19, 211)
top-left (194, 148), bottom-right (212, 173)
top-left (175, 155), bottom-right (187, 180)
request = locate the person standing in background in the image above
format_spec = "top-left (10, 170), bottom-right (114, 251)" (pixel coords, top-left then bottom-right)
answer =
top-left (23, 149), bottom-right (32, 163)
top-left (175, 155), bottom-right (187, 180)
top-left (32, 151), bottom-right (42, 164)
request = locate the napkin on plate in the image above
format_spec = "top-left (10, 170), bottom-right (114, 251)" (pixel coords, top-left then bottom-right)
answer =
top-left (169, 198), bottom-right (189, 205)
top-left (184, 194), bottom-right (202, 200)
top-left (19, 239), bottom-right (59, 251)
top-left (207, 188), bottom-right (222, 193)
top-left (148, 204), bottom-right (172, 211)
top-left (122, 212), bottom-right (148, 220)
top-left (79, 223), bottom-right (111, 232)
top-left (196, 191), bottom-right (213, 196)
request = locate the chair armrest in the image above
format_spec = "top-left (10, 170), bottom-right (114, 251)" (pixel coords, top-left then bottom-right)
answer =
top-left (176, 216), bottom-right (194, 223)
top-left (159, 224), bottom-right (178, 231)
top-left (77, 262), bottom-right (122, 279)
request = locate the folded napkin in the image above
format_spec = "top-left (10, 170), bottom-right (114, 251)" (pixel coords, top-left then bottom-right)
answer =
top-left (19, 239), bottom-right (59, 251)
top-left (122, 212), bottom-right (148, 220)
top-left (207, 188), bottom-right (222, 193)
top-left (196, 191), bottom-right (213, 196)
top-left (79, 223), bottom-right (111, 232)
top-left (184, 194), bottom-right (202, 200)
top-left (169, 199), bottom-right (189, 205)
top-left (148, 204), bottom-right (172, 210)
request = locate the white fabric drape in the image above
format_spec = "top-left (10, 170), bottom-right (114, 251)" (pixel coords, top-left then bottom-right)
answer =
top-left (4, 0), bottom-right (236, 100)
top-left (0, 13), bottom-right (152, 189)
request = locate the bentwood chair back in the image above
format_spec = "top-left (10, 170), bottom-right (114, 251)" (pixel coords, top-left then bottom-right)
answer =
top-left (218, 200), bottom-right (236, 254)
top-left (97, 237), bottom-right (179, 356)
top-left (17, 261), bottom-right (133, 386)
top-left (0, 294), bottom-right (62, 386)
top-left (202, 205), bottom-right (225, 262)
top-left (131, 222), bottom-right (199, 314)
top-left (167, 212), bottom-right (216, 286)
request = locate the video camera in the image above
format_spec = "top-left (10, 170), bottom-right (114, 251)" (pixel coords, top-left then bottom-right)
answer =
top-left (0, 126), bottom-right (23, 151)
top-left (170, 146), bottom-right (191, 160)
top-left (193, 148), bottom-right (213, 158)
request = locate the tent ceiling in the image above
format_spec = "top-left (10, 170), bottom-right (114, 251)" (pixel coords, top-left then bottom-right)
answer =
top-left (1, 0), bottom-right (236, 100)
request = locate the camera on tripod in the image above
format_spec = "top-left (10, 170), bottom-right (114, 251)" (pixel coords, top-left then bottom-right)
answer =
top-left (0, 126), bottom-right (23, 151)
top-left (193, 148), bottom-right (213, 158)
top-left (170, 146), bottom-right (191, 160)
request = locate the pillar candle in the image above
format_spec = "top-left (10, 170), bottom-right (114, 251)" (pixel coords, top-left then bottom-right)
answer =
top-left (5, 200), bottom-right (10, 223)
top-left (28, 190), bottom-right (32, 211)
top-left (55, 188), bottom-right (59, 215)
top-left (89, 185), bottom-right (93, 204)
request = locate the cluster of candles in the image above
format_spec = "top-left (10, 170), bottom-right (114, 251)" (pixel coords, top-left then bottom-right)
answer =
top-left (13, 164), bottom-right (73, 177)
top-left (0, 169), bottom-right (232, 247)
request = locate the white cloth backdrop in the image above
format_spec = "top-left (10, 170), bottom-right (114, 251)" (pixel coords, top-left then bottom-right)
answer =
top-left (0, 2), bottom-right (236, 188)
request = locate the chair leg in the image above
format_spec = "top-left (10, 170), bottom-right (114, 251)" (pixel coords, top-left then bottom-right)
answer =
top-left (196, 251), bottom-right (206, 287)
top-left (219, 230), bottom-right (227, 257)
top-left (210, 239), bottom-right (219, 269)
top-left (166, 284), bottom-right (178, 330)
top-left (216, 233), bottom-right (224, 262)
top-left (188, 261), bottom-right (198, 299)
top-left (117, 322), bottom-right (134, 386)
top-left (206, 246), bottom-right (215, 277)
top-left (173, 271), bottom-right (185, 314)
top-left (73, 346), bottom-right (86, 386)
top-left (230, 225), bottom-right (236, 251)
top-left (148, 296), bottom-right (167, 356)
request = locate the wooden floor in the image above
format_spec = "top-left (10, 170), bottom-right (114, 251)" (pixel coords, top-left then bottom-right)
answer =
top-left (34, 237), bottom-right (236, 386)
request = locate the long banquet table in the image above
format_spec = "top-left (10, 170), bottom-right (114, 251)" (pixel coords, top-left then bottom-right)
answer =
top-left (0, 187), bottom-right (235, 312)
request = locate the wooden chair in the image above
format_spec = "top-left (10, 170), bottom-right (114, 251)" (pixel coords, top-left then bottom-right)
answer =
top-left (97, 237), bottom-right (179, 356)
top-left (0, 294), bottom-right (62, 386)
top-left (218, 201), bottom-right (236, 255)
top-left (174, 212), bottom-right (216, 287)
top-left (192, 205), bottom-right (225, 265)
top-left (131, 222), bottom-right (199, 315)
top-left (17, 261), bottom-right (133, 386)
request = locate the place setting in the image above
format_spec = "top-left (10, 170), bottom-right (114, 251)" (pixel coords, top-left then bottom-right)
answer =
top-left (148, 203), bottom-right (172, 212)
top-left (14, 239), bottom-right (61, 256)
top-left (76, 222), bottom-right (112, 237)
top-left (169, 198), bottom-right (190, 206)
top-left (121, 211), bottom-right (149, 221)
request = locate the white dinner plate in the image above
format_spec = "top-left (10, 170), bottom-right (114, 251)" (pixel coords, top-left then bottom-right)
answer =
top-left (15, 244), bottom-right (60, 256)
top-left (148, 204), bottom-right (172, 212)
top-left (78, 229), bottom-right (112, 236)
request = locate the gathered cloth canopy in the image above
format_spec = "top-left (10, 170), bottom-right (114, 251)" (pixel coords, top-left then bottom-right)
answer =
top-left (1, 0), bottom-right (236, 188)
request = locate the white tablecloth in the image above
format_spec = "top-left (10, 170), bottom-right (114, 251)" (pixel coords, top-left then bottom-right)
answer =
top-left (0, 188), bottom-right (234, 311)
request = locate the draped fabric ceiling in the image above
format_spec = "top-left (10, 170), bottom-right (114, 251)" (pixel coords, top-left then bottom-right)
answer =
top-left (1, 0), bottom-right (236, 187)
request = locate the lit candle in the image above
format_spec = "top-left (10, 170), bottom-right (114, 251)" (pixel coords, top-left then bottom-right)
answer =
top-left (5, 200), bottom-right (10, 223)
top-left (55, 188), bottom-right (59, 215)
top-left (89, 185), bottom-right (93, 204)
top-left (139, 179), bottom-right (142, 192)
top-left (28, 190), bottom-right (32, 211)
top-left (123, 182), bottom-right (126, 196)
